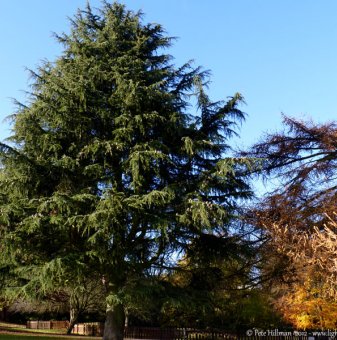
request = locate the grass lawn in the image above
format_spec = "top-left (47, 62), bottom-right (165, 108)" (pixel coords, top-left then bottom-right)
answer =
top-left (0, 335), bottom-right (67, 339)
top-left (0, 323), bottom-right (99, 339)
top-left (0, 334), bottom-right (99, 340)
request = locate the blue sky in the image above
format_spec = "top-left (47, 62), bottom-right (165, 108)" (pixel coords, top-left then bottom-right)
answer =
top-left (1, 0), bottom-right (337, 149)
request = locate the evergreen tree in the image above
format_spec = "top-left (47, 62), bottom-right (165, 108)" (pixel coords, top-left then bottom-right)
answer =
top-left (0, 2), bottom-right (252, 339)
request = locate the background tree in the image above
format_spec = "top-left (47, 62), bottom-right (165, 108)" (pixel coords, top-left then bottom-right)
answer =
top-left (159, 244), bottom-right (282, 331)
top-left (0, 2), bottom-right (253, 339)
top-left (261, 219), bottom-right (337, 329)
top-left (243, 115), bottom-right (337, 228)
top-left (243, 115), bottom-right (337, 329)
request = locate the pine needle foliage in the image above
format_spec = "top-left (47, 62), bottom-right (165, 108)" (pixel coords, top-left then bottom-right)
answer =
top-left (0, 2), bottom-right (252, 337)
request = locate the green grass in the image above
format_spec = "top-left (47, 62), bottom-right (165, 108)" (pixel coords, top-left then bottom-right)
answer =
top-left (0, 322), bottom-right (99, 339)
top-left (0, 334), bottom-right (98, 340)
top-left (0, 336), bottom-right (68, 340)
top-left (0, 323), bottom-right (67, 338)
top-left (0, 328), bottom-right (61, 335)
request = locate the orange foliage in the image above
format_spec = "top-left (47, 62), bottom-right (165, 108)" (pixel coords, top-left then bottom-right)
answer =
top-left (274, 279), bottom-right (337, 329)
top-left (263, 219), bottom-right (337, 329)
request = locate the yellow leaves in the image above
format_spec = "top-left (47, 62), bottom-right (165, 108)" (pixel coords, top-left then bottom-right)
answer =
top-left (266, 216), bottom-right (337, 329)
top-left (266, 217), bottom-right (337, 300)
top-left (276, 281), bottom-right (337, 330)
top-left (296, 314), bottom-right (311, 330)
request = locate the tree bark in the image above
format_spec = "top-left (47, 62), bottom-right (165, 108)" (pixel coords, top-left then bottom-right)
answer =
top-left (0, 306), bottom-right (7, 321)
top-left (66, 307), bottom-right (78, 335)
top-left (103, 303), bottom-right (125, 340)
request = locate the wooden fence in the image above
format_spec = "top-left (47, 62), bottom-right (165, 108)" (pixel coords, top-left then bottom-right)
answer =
top-left (27, 323), bottom-right (314, 340)
top-left (72, 325), bottom-right (304, 339)
top-left (71, 325), bottom-right (233, 338)
top-left (72, 322), bottom-right (104, 336)
top-left (124, 327), bottom-right (179, 339)
top-left (124, 328), bottom-right (309, 340)
top-left (26, 320), bottom-right (69, 330)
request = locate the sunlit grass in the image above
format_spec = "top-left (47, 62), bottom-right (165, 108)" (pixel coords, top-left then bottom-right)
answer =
top-left (0, 334), bottom-right (98, 339)
top-left (0, 322), bottom-right (98, 339)
top-left (0, 336), bottom-right (63, 340)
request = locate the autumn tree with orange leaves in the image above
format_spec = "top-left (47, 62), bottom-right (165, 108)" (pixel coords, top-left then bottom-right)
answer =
top-left (243, 116), bottom-right (337, 329)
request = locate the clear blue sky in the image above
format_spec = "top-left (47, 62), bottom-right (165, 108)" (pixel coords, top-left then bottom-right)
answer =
top-left (1, 0), bottom-right (337, 148)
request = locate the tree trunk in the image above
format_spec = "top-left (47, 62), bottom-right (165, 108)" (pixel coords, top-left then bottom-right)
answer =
top-left (124, 310), bottom-right (129, 328)
top-left (103, 303), bottom-right (125, 340)
top-left (66, 307), bottom-right (78, 335)
top-left (0, 307), bottom-right (7, 322)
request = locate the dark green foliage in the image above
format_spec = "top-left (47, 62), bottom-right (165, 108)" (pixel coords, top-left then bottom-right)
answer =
top-left (0, 1), bottom-right (253, 335)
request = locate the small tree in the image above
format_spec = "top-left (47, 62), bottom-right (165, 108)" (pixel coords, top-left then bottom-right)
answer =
top-left (0, 2), bottom-right (252, 339)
